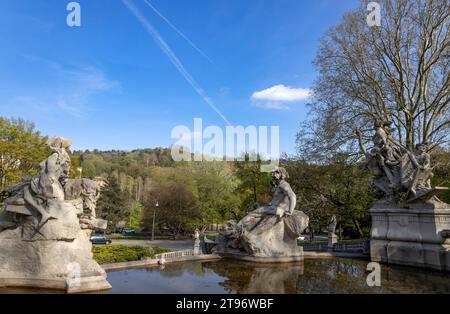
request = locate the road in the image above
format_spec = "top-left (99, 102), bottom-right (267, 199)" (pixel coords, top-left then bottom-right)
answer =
top-left (111, 239), bottom-right (194, 251)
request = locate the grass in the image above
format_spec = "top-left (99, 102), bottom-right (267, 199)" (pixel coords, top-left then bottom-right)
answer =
top-left (92, 245), bottom-right (171, 264)
top-left (107, 234), bottom-right (151, 240)
top-left (107, 234), bottom-right (191, 240)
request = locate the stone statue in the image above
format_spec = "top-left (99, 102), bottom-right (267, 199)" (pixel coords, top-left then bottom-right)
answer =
top-left (357, 119), bottom-right (450, 271)
top-left (193, 228), bottom-right (201, 255)
top-left (242, 167), bottom-right (296, 220)
top-left (327, 215), bottom-right (338, 250)
top-left (213, 167), bottom-right (309, 259)
top-left (0, 136), bottom-right (111, 292)
top-left (0, 137), bottom-right (72, 232)
top-left (402, 143), bottom-right (434, 200)
top-left (194, 228), bottom-right (200, 240)
top-left (356, 123), bottom-right (447, 204)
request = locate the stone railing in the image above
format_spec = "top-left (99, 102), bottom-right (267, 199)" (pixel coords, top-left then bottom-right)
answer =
top-left (301, 242), bottom-right (328, 251)
top-left (300, 240), bottom-right (369, 254)
top-left (154, 249), bottom-right (195, 260)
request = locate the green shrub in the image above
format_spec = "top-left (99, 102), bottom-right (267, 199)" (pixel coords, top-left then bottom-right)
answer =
top-left (92, 245), bottom-right (171, 264)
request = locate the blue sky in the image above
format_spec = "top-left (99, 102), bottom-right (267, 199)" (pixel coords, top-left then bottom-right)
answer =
top-left (0, 0), bottom-right (359, 154)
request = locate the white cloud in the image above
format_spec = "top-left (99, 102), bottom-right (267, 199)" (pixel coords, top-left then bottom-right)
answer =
top-left (251, 84), bottom-right (313, 109)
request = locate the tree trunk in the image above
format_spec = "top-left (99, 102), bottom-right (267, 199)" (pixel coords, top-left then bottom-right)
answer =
top-left (352, 217), bottom-right (364, 238)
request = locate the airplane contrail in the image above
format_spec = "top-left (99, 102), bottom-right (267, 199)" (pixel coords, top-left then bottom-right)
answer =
top-left (143, 0), bottom-right (214, 65)
top-left (122, 0), bottom-right (231, 126)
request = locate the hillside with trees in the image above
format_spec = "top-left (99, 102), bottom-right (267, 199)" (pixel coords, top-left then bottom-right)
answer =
top-left (1, 114), bottom-right (449, 239)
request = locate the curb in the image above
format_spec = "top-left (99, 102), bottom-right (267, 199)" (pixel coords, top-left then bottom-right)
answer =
top-left (102, 254), bottom-right (222, 272)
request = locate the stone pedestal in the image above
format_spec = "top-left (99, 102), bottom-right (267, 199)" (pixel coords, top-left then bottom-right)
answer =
top-left (369, 201), bottom-right (450, 271)
top-left (194, 239), bottom-right (201, 255)
top-left (328, 233), bottom-right (338, 251)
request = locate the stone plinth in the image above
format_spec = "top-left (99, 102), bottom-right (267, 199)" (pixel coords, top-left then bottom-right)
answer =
top-left (369, 201), bottom-right (450, 271)
top-left (327, 234), bottom-right (338, 251)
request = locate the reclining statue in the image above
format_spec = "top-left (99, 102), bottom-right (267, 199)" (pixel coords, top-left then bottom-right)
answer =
top-left (213, 167), bottom-right (308, 258)
top-left (241, 167), bottom-right (296, 224)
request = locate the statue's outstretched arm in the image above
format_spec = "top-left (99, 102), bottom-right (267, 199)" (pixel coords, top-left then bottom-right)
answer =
top-left (355, 128), bottom-right (368, 156)
top-left (280, 182), bottom-right (296, 215)
top-left (287, 189), bottom-right (296, 215)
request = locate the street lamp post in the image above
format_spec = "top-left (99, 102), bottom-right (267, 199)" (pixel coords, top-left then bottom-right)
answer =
top-left (151, 199), bottom-right (159, 241)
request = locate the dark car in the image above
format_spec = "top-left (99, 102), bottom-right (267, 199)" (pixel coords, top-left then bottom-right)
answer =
top-left (90, 236), bottom-right (112, 245)
top-left (121, 228), bottom-right (136, 235)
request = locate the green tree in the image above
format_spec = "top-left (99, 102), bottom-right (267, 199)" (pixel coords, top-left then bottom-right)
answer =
top-left (190, 161), bottom-right (240, 229)
top-left (127, 202), bottom-right (143, 230)
top-left (431, 148), bottom-right (450, 204)
top-left (142, 183), bottom-right (200, 239)
top-left (69, 153), bottom-right (82, 179)
top-left (80, 160), bottom-right (96, 179)
top-left (96, 175), bottom-right (129, 228)
top-left (0, 117), bottom-right (49, 190)
top-left (298, 0), bottom-right (449, 162)
top-left (234, 154), bottom-right (272, 219)
top-left (284, 156), bottom-right (373, 239)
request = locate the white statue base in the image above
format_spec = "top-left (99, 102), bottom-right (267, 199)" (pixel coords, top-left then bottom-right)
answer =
top-left (369, 200), bottom-right (450, 271)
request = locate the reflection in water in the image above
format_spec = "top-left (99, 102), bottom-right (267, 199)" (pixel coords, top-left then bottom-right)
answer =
top-left (197, 258), bottom-right (450, 294)
top-left (1, 257), bottom-right (450, 294)
top-left (202, 261), bottom-right (304, 294)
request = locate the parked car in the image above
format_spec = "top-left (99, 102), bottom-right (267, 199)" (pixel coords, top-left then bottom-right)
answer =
top-left (121, 228), bottom-right (136, 235)
top-left (90, 236), bottom-right (112, 245)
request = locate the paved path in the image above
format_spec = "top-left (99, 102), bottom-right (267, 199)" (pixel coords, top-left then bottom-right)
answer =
top-left (111, 239), bottom-right (194, 251)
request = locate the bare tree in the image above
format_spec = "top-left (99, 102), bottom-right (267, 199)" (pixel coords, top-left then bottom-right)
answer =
top-left (298, 0), bottom-right (449, 161)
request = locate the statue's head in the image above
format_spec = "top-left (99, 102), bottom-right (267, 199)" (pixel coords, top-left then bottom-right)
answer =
top-left (415, 142), bottom-right (428, 153)
top-left (374, 119), bottom-right (390, 130)
top-left (47, 136), bottom-right (72, 151)
top-left (272, 167), bottom-right (289, 181)
top-left (81, 179), bottom-right (101, 215)
top-left (47, 137), bottom-right (72, 183)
